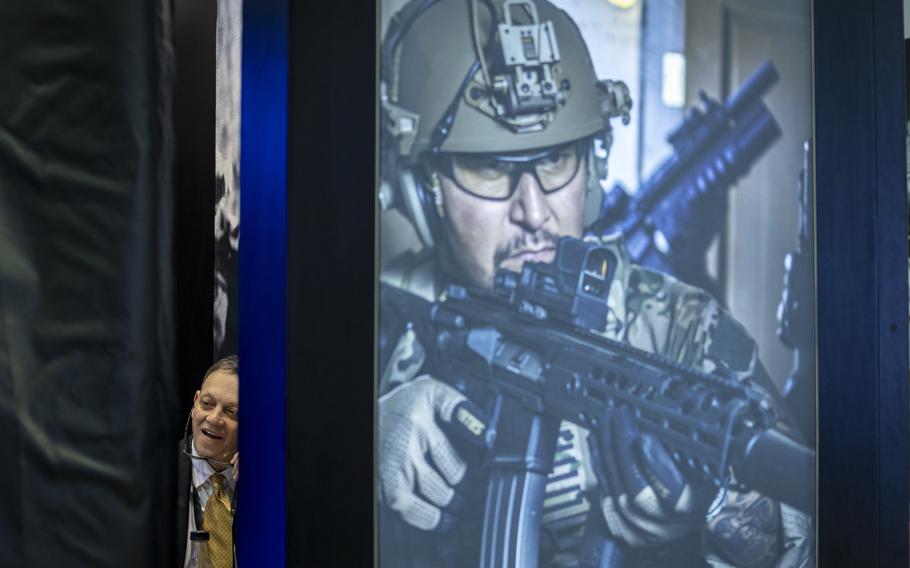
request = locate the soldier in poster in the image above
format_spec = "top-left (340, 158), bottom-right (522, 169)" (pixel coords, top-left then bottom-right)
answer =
top-left (377, 1), bottom-right (814, 566)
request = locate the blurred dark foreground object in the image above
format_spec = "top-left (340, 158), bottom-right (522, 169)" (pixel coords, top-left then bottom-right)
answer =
top-left (0, 2), bottom-right (178, 565)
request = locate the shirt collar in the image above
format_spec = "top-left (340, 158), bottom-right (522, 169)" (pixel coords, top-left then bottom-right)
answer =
top-left (190, 440), bottom-right (236, 491)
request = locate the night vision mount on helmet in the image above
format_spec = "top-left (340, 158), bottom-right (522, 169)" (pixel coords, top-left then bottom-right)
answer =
top-left (463, 0), bottom-right (570, 133)
top-left (379, 0), bottom-right (632, 248)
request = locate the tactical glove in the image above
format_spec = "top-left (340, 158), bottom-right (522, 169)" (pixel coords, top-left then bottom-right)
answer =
top-left (592, 407), bottom-right (712, 547)
top-left (378, 375), bottom-right (470, 532)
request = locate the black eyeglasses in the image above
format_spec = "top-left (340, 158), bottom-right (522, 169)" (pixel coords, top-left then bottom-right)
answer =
top-left (435, 141), bottom-right (585, 201)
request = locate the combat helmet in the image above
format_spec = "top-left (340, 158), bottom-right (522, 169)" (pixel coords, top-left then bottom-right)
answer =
top-left (380, 0), bottom-right (632, 247)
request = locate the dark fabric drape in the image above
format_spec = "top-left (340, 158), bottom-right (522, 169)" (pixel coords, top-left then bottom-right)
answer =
top-left (0, 2), bottom-right (178, 566)
top-left (173, 0), bottom-right (215, 410)
top-left (287, 1), bottom-right (375, 566)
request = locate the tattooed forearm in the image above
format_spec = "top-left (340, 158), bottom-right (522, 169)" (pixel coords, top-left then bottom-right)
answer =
top-left (706, 490), bottom-right (780, 567)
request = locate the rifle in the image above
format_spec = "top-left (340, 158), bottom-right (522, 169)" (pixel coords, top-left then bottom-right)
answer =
top-left (380, 236), bottom-right (815, 568)
top-left (777, 140), bottom-right (816, 444)
top-left (587, 60), bottom-right (782, 295)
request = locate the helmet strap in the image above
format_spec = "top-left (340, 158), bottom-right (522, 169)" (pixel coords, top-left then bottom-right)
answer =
top-left (429, 171), bottom-right (446, 219)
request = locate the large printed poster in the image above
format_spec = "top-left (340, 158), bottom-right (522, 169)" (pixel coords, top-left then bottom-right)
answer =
top-left (377, 0), bottom-right (816, 566)
top-left (215, 0), bottom-right (242, 359)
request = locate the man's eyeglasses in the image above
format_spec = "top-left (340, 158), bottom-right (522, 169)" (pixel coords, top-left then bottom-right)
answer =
top-left (435, 141), bottom-right (585, 201)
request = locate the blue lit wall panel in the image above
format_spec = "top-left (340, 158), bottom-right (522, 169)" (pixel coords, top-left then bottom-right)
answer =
top-left (238, 0), bottom-right (287, 565)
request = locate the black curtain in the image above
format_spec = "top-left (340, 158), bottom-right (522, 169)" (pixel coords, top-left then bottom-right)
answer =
top-left (174, 0), bottom-right (216, 413)
top-left (287, 1), bottom-right (376, 566)
top-left (0, 2), bottom-right (178, 566)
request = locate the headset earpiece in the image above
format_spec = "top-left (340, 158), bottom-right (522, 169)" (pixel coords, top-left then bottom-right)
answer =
top-left (396, 168), bottom-right (437, 248)
top-left (415, 165), bottom-right (449, 249)
top-left (184, 410), bottom-right (194, 454)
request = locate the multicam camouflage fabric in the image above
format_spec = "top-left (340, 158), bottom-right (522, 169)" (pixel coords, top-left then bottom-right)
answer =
top-left (382, 234), bottom-right (758, 389)
top-left (379, 234), bottom-right (812, 567)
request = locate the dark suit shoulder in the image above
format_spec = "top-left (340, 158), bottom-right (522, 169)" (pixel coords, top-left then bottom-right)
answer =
top-left (176, 437), bottom-right (192, 567)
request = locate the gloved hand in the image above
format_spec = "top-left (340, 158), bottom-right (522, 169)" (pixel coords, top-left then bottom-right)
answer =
top-left (378, 375), bottom-right (473, 532)
top-left (704, 489), bottom-right (784, 567)
top-left (592, 407), bottom-right (712, 547)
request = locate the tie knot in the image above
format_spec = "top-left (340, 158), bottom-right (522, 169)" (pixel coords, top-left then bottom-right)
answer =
top-left (211, 473), bottom-right (225, 491)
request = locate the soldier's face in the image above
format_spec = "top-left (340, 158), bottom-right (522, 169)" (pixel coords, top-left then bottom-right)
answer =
top-left (192, 370), bottom-right (239, 466)
top-left (438, 152), bottom-right (587, 289)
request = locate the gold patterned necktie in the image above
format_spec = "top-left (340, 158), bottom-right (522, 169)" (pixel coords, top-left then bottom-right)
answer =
top-left (204, 473), bottom-right (233, 568)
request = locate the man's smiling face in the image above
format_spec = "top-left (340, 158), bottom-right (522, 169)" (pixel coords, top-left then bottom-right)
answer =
top-left (192, 369), bottom-right (239, 465)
